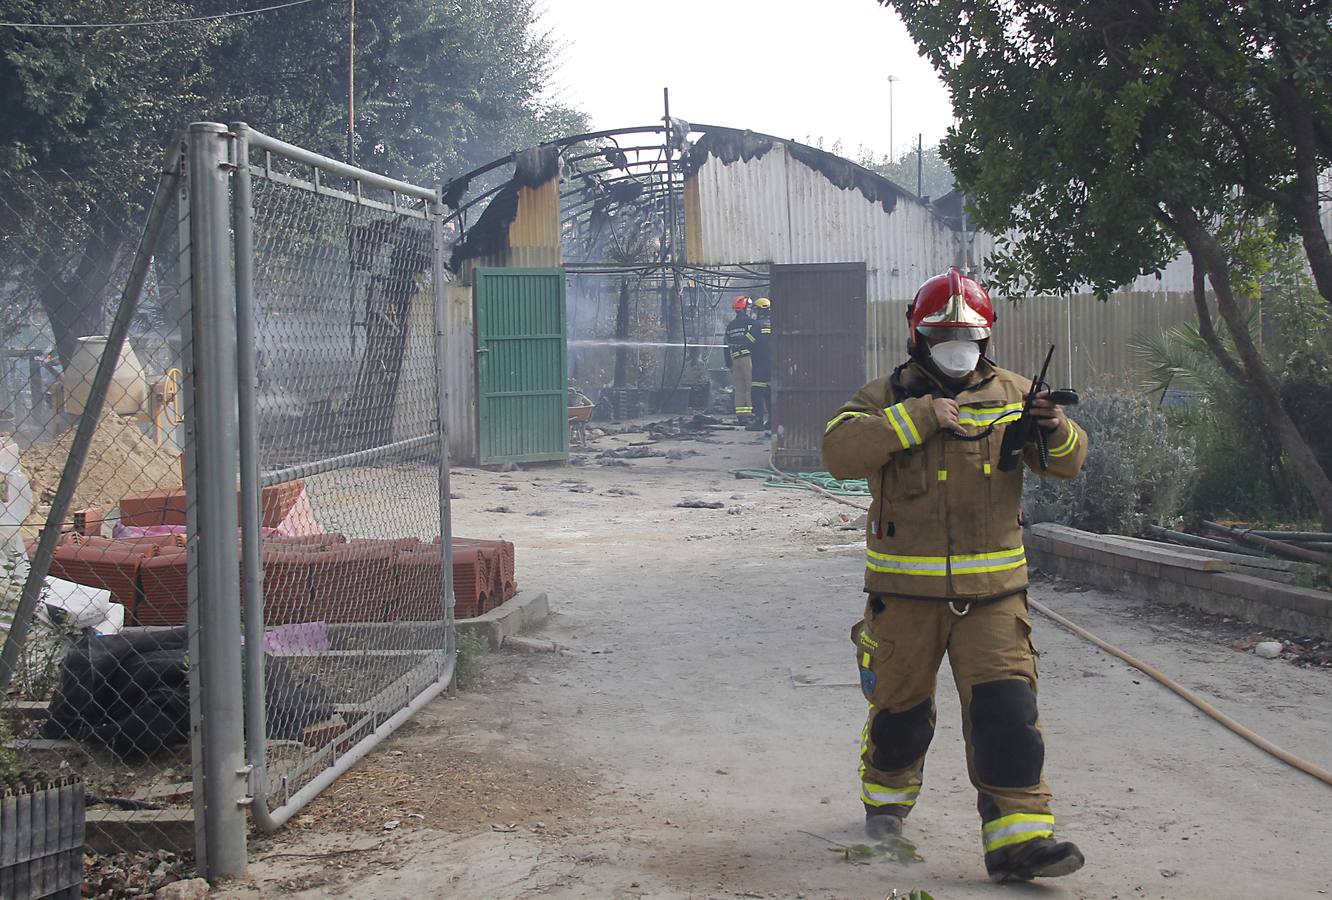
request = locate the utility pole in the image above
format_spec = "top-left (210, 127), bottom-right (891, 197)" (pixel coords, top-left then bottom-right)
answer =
top-left (886, 75), bottom-right (900, 162)
top-left (917, 133), bottom-right (924, 198)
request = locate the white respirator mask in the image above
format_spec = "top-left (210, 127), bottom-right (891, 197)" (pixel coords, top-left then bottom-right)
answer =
top-left (929, 340), bottom-right (982, 379)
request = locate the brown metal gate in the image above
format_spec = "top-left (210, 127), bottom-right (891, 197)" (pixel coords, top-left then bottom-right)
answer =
top-left (770, 262), bottom-right (868, 471)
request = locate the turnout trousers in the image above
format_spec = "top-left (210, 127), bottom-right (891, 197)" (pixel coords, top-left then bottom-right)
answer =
top-left (730, 356), bottom-right (753, 418)
top-left (851, 590), bottom-right (1057, 856)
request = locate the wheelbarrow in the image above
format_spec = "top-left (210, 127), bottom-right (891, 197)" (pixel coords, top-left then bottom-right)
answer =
top-left (569, 397), bottom-right (595, 448)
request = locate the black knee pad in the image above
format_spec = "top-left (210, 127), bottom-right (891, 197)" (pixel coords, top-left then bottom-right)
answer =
top-left (970, 678), bottom-right (1044, 787)
top-left (869, 698), bottom-right (935, 771)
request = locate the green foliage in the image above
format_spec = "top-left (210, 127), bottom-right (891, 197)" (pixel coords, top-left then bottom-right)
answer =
top-left (0, 715), bottom-right (20, 780)
top-left (879, 0), bottom-right (1332, 301)
top-left (1024, 389), bottom-right (1195, 535)
top-left (1130, 236), bottom-right (1332, 522)
top-left (453, 629), bottom-right (488, 691)
top-left (856, 143), bottom-right (956, 200)
top-left (0, 0), bottom-right (586, 358)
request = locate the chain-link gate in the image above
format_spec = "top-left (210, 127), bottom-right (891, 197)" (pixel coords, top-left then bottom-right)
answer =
top-left (231, 125), bottom-right (455, 836)
top-left (0, 123), bottom-right (455, 884)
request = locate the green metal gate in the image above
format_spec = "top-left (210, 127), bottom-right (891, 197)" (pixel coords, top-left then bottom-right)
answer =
top-left (475, 268), bottom-right (568, 464)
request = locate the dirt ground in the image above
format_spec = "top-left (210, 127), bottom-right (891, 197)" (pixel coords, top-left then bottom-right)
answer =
top-left (218, 422), bottom-right (1332, 899)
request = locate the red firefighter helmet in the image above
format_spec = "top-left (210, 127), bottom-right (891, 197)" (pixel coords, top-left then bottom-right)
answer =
top-left (907, 267), bottom-right (995, 348)
top-left (732, 296), bottom-right (751, 311)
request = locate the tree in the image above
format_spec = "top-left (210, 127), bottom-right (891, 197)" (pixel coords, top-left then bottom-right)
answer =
top-left (882, 0), bottom-right (1332, 528)
top-left (857, 143), bottom-right (956, 200)
top-left (0, 0), bottom-right (583, 364)
top-left (0, 1), bottom-right (235, 363)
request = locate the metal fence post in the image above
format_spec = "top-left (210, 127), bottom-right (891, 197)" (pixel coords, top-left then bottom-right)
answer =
top-left (429, 196), bottom-right (457, 685)
top-left (186, 122), bottom-right (248, 878)
top-left (231, 122), bottom-right (278, 832)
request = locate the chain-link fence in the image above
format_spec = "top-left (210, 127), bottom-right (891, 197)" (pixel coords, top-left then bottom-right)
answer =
top-left (0, 138), bottom-right (199, 884)
top-left (0, 124), bottom-right (455, 885)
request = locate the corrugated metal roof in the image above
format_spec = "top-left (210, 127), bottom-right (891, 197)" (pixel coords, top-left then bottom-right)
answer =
top-left (688, 143), bottom-right (961, 300)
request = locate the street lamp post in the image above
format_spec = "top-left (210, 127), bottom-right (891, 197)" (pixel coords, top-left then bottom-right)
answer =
top-left (887, 74), bottom-right (901, 162)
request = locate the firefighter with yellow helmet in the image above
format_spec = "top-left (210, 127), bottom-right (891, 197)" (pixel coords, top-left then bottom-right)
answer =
top-left (749, 297), bottom-right (773, 431)
top-left (821, 267), bottom-right (1089, 884)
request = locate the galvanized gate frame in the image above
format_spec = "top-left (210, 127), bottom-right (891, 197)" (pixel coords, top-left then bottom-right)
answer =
top-left (226, 124), bottom-right (457, 838)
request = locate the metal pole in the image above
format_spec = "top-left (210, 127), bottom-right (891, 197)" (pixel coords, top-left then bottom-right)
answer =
top-left (917, 133), bottom-right (924, 198)
top-left (1065, 294), bottom-right (1074, 386)
top-left (177, 136), bottom-right (209, 877)
top-left (186, 122), bottom-right (248, 878)
top-left (887, 75), bottom-right (900, 162)
top-left (231, 123), bottom-right (274, 833)
top-left (429, 195), bottom-right (457, 690)
top-left (662, 87), bottom-right (686, 390)
top-left (0, 143), bottom-right (183, 693)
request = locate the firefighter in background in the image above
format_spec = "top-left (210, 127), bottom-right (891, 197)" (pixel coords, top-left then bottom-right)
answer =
top-left (723, 296), bottom-right (756, 424)
top-left (821, 267), bottom-right (1089, 884)
top-left (748, 297), bottom-right (773, 431)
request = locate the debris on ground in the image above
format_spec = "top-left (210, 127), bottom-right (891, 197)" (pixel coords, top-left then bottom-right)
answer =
top-left (599, 447), bottom-right (664, 460)
top-left (1255, 640), bottom-right (1285, 659)
top-left (484, 506), bottom-right (514, 514)
top-left (598, 459), bottom-right (631, 468)
top-left (677, 497), bottom-right (724, 509)
top-left (82, 849), bottom-right (193, 898)
top-left (639, 416), bottom-right (732, 442)
top-left (819, 512), bottom-right (868, 530)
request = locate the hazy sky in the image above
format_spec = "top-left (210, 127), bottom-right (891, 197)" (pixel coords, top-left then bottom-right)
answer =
top-left (540, 0), bottom-right (957, 161)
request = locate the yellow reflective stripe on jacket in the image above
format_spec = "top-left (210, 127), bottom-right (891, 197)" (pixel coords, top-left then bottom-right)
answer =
top-left (950, 546), bottom-right (1027, 574)
top-left (866, 549), bottom-right (948, 575)
top-left (825, 410), bottom-right (871, 434)
top-left (982, 813), bottom-right (1055, 852)
top-left (1049, 426), bottom-right (1079, 458)
top-left (866, 546), bottom-right (1025, 576)
top-left (957, 401), bottom-right (1023, 427)
top-left (884, 402), bottom-right (923, 449)
top-left (861, 782), bottom-right (921, 807)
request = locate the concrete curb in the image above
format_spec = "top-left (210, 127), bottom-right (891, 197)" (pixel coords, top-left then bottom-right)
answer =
top-left (457, 591), bottom-right (550, 650)
top-left (86, 809), bottom-right (194, 854)
top-left (1026, 526), bottom-right (1332, 639)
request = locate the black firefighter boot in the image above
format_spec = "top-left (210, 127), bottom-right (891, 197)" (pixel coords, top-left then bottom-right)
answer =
top-left (985, 836), bottom-right (1085, 883)
top-left (864, 807), bottom-right (905, 841)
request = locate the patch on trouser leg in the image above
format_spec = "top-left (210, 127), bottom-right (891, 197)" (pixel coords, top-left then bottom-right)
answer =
top-left (868, 698), bottom-right (935, 772)
top-left (970, 678), bottom-right (1044, 787)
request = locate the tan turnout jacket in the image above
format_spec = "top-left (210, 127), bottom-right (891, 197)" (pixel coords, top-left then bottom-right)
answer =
top-left (822, 360), bottom-right (1088, 601)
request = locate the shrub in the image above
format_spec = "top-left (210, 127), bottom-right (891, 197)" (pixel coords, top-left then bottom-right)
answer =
top-left (1023, 388), bottom-right (1195, 535)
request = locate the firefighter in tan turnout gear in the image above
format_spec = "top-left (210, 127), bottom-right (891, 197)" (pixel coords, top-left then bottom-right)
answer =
top-left (724, 296), bottom-right (757, 424)
top-left (821, 267), bottom-right (1089, 884)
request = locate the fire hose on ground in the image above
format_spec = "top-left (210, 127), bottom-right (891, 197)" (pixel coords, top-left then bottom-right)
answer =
top-left (760, 461), bottom-right (1332, 788)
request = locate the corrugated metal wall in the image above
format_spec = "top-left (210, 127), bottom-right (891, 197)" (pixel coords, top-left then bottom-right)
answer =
top-left (868, 290), bottom-right (1196, 386)
top-left (688, 146), bottom-right (1200, 389)
top-left (687, 145), bottom-right (957, 303)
